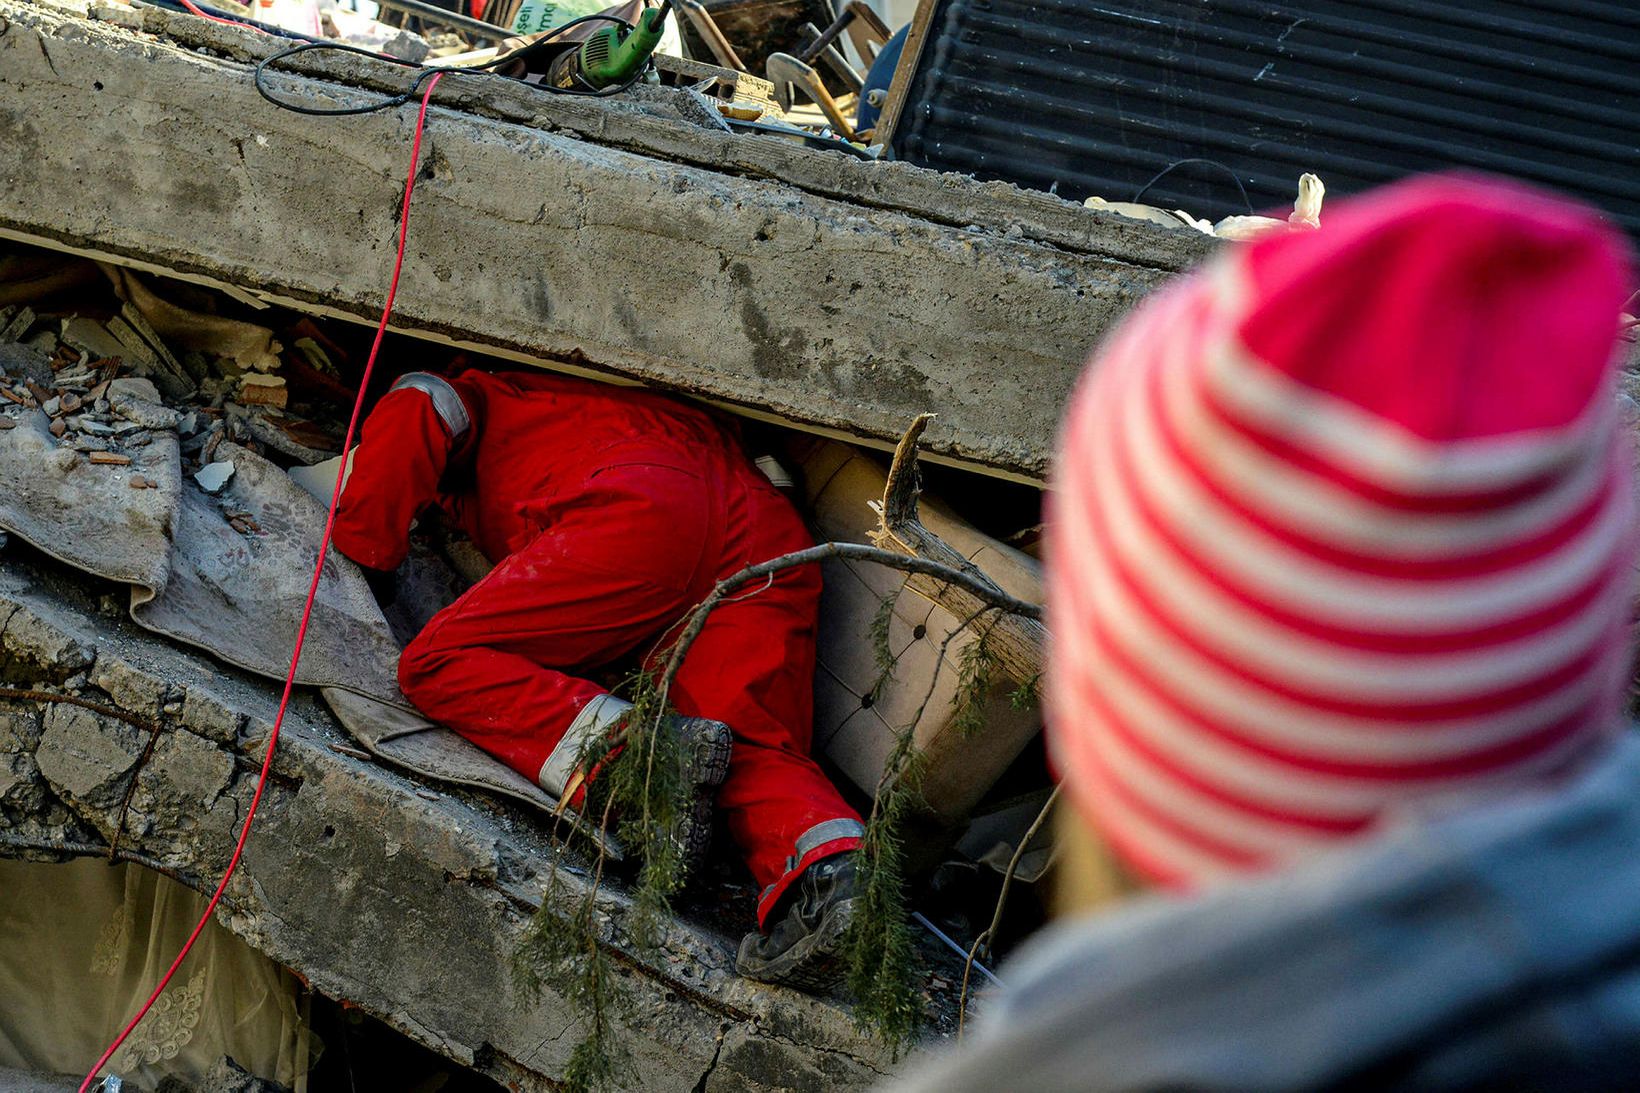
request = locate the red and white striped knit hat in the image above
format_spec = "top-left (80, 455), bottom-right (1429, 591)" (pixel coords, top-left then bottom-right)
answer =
top-left (1045, 175), bottom-right (1637, 890)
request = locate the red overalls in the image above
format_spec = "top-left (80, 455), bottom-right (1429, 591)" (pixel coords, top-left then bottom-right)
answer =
top-left (332, 367), bottom-right (862, 924)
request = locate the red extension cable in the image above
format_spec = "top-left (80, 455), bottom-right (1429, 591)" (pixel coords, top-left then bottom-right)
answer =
top-left (79, 70), bottom-right (446, 1093)
top-left (177, 0), bottom-right (263, 28)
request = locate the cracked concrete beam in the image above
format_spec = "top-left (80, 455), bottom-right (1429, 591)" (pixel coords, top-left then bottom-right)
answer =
top-left (0, 552), bottom-right (922, 1090)
top-left (0, 0), bottom-right (1211, 481)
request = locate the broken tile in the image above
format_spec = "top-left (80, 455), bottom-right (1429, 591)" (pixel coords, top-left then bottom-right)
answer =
top-left (89, 452), bottom-right (132, 466)
top-left (194, 460), bottom-right (235, 494)
top-left (129, 475), bottom-right (150, 489)
top-left (237, 374), bottom-right (289, 409)
top-left (112, 305), bottom-right (195, 401)
top-left (48, 419), bottom-right (66, 438)
top-left (59, 316), bottom-right (127, 362)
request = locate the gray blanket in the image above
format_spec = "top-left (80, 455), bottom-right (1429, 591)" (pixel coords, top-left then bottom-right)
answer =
top-left (0, 397), bottom-right (554, 813)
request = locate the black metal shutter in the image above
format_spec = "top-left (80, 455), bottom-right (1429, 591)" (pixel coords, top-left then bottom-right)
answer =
top-left (889, 1), bottom-right (1640, 238)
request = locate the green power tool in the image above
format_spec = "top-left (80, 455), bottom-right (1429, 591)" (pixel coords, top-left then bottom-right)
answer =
top-left (547, 0), bottom-right (672, 92)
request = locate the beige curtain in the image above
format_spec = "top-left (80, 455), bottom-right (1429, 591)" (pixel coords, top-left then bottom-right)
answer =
top-left (0, 858), bottom-right (309, 1089)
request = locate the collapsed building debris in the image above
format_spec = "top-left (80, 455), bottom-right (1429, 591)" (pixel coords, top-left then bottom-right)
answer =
top-left (0, 0), bottom-right (1446, 1087)
top-left (0, 178), bottom-right (1068, 1091)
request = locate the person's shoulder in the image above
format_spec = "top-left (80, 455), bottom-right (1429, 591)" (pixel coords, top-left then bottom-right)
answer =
top-left (883, 734), bottom-right (1640, 1093)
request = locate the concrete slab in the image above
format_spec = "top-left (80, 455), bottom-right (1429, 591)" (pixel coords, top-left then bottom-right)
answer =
top-left (0, 0), bottom-right (1212, 481)
top-left (0, 549), bottom-right (932, 1091)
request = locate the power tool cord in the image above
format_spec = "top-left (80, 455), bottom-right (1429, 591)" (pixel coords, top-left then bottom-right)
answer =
top-left (1132, 157), bottom-right (1256, 216)
top-left (79, 69), bottom-right (448, 1093)
top-left (254, 12), bottom-right (652, 116)
top-left (175, 0), bottom-right (266, 29)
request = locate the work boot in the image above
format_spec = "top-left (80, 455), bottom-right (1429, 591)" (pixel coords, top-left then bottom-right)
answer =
top-left (735, 854), bottom-right (858, 992)
top-left (546, 695), bottom-right (732, 873)
top-left (667, 714), bottom-right (733, 871)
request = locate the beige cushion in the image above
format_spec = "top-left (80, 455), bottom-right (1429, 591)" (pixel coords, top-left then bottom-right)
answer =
top-left (795, 438), bottom-right (1042, 826)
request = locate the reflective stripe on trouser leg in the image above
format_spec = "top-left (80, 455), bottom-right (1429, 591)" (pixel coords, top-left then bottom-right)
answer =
top-left (760, 818), bottom-right (867, 905)
top-left (536, 693), bottom-right (632, 798)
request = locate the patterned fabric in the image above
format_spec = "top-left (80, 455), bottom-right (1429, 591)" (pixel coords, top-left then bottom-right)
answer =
top-left (1045, 175), bottom-right (1637, 888)
top-left (0, 859), bottom-right (306, 1088)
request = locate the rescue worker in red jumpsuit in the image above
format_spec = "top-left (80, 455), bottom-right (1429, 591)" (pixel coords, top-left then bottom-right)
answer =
top-left (331, 366), bottom-right (865, 989)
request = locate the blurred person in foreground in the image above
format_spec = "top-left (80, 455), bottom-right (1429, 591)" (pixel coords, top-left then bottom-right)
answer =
top-left (892, 174), bottom-right (1640, 1092)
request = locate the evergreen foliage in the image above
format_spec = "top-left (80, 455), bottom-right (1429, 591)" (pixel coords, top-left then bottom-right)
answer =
top-left (867, 591), bottom-right (898, 705)
top-left (510, 666), bottom-right (690, 1092)
top-left (845, 721), bottom-right (927, 1051)
top-left (1009, 673), bottom-right (1041, 711)
top-left (952, 621), bottom-right (1001, 739)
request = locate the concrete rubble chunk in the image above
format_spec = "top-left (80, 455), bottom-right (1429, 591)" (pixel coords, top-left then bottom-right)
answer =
top-left (35, 703), bottom-right (143, 815)
top-left (108, 376), bottom-right (182, 431)
top-left (57, 316), bottom-right (125, 364)
top-left (70, 416), bottom-right (112, 435)
top-left (113, 303), bottom-right (197, 401)
top-left (0, 745), bottom-right (44, 815)
top-left (0, 306), bottom-right (35, 344)
top-left (0, 600), bottom-right (95, 679)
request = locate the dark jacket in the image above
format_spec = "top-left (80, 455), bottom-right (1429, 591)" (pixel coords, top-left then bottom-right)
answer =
top-left (891, 733), bottom-right (1640, 1092)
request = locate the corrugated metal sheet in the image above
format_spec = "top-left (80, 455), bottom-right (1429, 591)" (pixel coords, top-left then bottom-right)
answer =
top-left (888, 1), bottom-right (1640, 237)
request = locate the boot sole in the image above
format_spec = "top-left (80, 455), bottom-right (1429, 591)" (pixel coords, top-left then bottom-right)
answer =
top-left (677, 717), bottom-right (733, 790)
top-left (672, 718), bottom-right (733, 873)
top-left (735, 894), bottom-right (858, 993)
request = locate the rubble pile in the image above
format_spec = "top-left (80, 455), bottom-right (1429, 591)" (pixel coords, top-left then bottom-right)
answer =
top-left (0, 292), bottom-right (350, 518)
